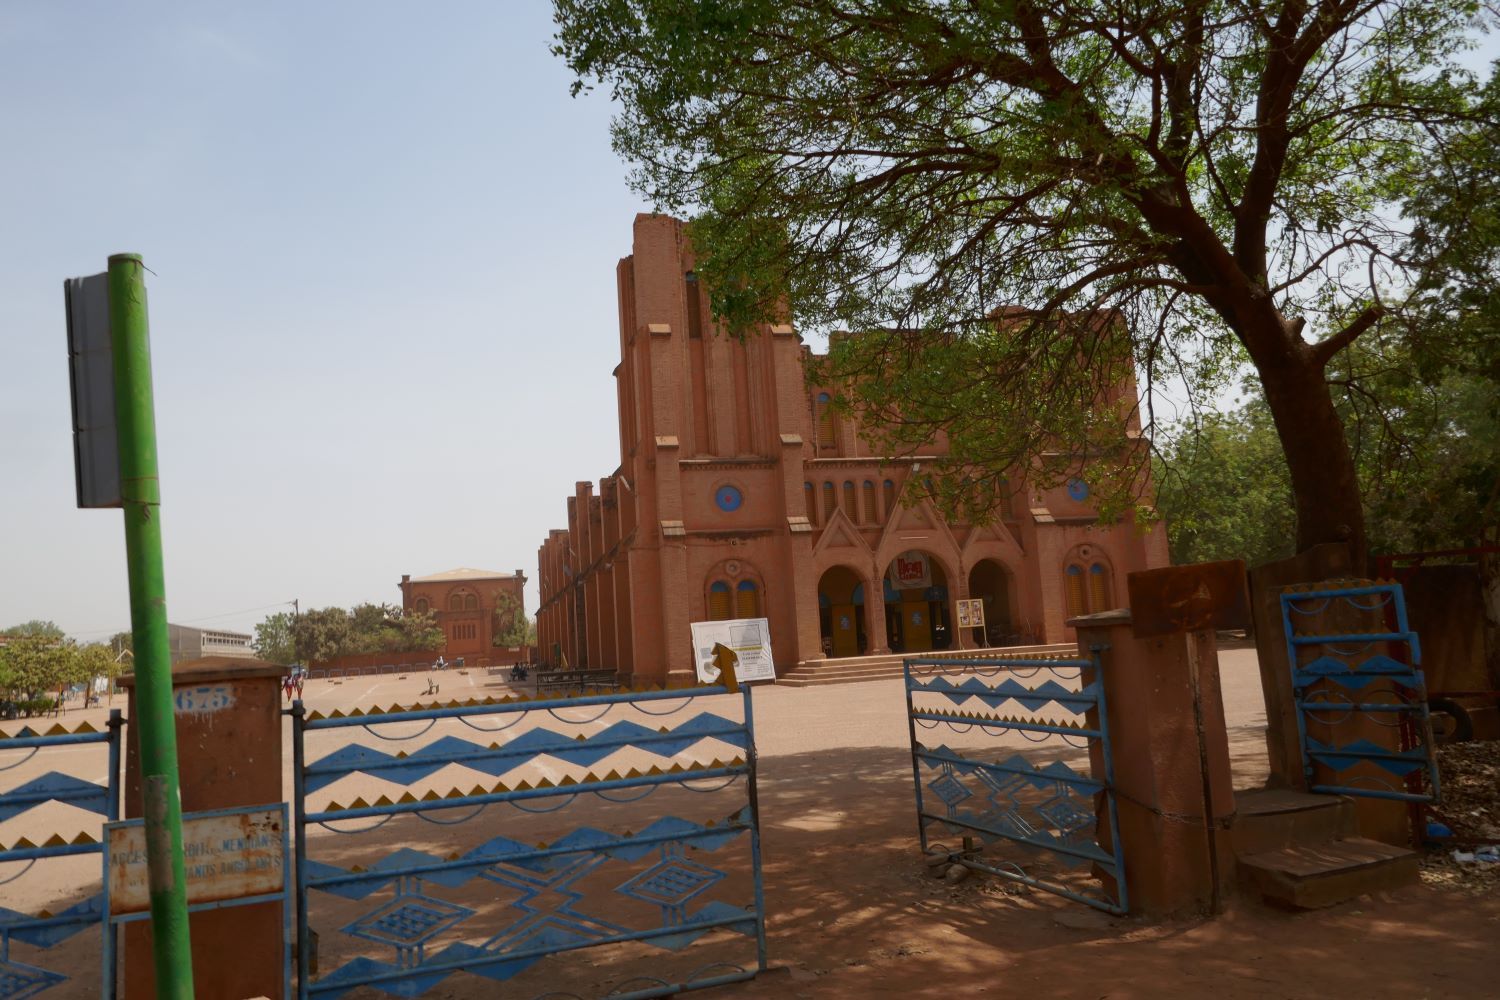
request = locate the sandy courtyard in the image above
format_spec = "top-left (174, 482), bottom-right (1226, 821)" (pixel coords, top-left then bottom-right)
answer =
top-left (0, 648), bottom-right (1494, 998)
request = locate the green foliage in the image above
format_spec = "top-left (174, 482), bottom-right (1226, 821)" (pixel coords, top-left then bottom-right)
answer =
top-left (490, 592), bottom-right (535, 647)
top-left (3, 620), bottom-right (65, 639)
top-left (554, 0), bottom-right (1498, 552)
top-left (283, 604), bottom-right (445, 664)
top-left (252, 612), bottom-right (297, 664)
top-left (0, 636), bottom-right (115, 704)
top-left (108, 631), bottom-right (133, 661)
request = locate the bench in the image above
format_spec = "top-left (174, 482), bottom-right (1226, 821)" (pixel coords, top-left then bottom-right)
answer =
top-left (535, 668), bottom-right (620, 697)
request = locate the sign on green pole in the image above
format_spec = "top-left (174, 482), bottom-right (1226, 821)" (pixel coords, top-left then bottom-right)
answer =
top-left (66, 255), bottom-right (195, 997)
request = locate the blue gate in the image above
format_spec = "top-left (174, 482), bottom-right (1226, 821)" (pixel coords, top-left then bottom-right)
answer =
top-left (0, 711), bottom-right (122, 998)
top-left (1281, 582), bottom-right (1441, 803)
top-left (290, 684), bottom-right (766, 998)
top-left (904, 655), bottom-right (1127, 914)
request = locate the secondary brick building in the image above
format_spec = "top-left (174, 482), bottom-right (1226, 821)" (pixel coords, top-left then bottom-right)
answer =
top-left (536, 214), bottom-right (1168, 684)
top-left (399, 568), bottom-right (527, 662)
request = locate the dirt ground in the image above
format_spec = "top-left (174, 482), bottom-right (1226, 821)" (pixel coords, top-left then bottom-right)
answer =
top-left (2, 648), bottom-right (1496, 998)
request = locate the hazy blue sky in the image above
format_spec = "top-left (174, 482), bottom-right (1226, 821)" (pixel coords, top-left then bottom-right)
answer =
top-left (2, 6), bottom-right (1494, 643)
top-left (2, 3), bottom-right (640, 640)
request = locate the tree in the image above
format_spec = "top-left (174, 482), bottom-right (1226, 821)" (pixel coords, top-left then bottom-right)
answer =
top-left (108, 631), bottom-right (133, 661)
top-left (291, 607), bottom-right (352, 665)
top-left (3, 620), bottom-right (65, 639)
top-left (491, 592), bottom-right (534, 647)
top-left (252, 612), bottom-right (297, 665)
top-left (0, 634), bottom-right (68, 700)
top-left (554, 0), bottom-right (1498, 568)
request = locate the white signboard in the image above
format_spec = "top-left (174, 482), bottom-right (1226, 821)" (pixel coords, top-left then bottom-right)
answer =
top-left (690, 618), bottom-right (777, 685)
top-left (891, 550), bottom-right (931, 590)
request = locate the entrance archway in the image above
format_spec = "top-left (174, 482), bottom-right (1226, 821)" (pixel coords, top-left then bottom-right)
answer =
top-left (967, 559), bottom-right (1019, 647)
top-left (882, 551), bottom-right (951, 653)
top-left (817, 565), bottom-right (867, 658)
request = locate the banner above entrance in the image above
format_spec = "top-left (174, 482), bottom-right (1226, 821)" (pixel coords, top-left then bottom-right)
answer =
top-left (890, 550), bottom-right (931, 591)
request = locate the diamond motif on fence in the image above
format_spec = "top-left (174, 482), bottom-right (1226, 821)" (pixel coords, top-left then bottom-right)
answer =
top-left (344, 893), bottom-right (474, 948)
top-left (618, 856), bottom-right (724, 908)
top-left (1037, 791), bottom-right (1094, 838)
top-left (928, 772), bottom-right (971, 810)
top-left (0, 958), bottom-right (66, 1000)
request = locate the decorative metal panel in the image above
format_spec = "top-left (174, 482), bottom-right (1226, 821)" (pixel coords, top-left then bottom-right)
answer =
top-left (0, 714), bottom-right (122, 997)
top-left (291, 685), bottom-right (766, 998)
top-left (1280, 582), bottom-right (1440, 804)
top-left (904, 656), bottom-right (1127, 914)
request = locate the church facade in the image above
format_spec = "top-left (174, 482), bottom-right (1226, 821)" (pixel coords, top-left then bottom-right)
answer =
top-left (535, 214), bottom-right (1168, 684)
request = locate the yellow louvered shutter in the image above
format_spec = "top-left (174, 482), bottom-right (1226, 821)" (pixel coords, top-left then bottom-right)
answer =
top-left (709, 583), bottom-right (732, 621)
top-left (736, 582), bottom-right (760, 619)
top-left (1065, 567), bottom-right (1087, 618)
top-left (1089, 564), bottom-right (1111, 613)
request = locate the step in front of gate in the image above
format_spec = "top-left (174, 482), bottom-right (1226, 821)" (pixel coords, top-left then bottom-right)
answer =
top-left (1231, 788), bottom-right (1357, 856)
top-left (1237, 837), bottom-right (1419, 909)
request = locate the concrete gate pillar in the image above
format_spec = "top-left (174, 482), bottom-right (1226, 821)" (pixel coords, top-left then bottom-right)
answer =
top-left (119, 656), bottom-right (288, 998)
top-left (1072, 611), bottom-right (1238, 917)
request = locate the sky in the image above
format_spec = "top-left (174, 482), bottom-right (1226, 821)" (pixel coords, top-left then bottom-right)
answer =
top-left (1, 3), bottom-right (639, 640)
top-left (2, 5), bottom-right (1494, 644)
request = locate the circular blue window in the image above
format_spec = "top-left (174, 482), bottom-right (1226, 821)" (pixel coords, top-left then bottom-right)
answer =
top-left (715, 485), bottom-right (744, 512)
top-left (1067, 478), bottom-right (1089, 501)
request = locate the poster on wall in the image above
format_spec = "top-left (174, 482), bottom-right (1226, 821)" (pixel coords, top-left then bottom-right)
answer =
top-left (690, 618), bottom-right (778, 685)
top-left (890, 550), bottom-right (931, 590)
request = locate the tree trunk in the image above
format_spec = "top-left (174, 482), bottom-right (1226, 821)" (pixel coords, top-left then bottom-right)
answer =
top-left (1253, 341), bottom-right (1368, 574)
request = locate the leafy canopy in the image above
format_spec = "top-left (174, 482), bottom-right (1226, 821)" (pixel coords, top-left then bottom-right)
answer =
top-left (555, 0), bottom-right (1497, 534)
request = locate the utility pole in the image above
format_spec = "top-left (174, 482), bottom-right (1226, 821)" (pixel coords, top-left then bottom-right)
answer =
top-left (106, 254), bottom-right (194, 997)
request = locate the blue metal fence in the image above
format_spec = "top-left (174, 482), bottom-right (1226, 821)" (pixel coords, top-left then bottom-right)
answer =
top-left (1281, 582), bottom-right (1440, 804)
top-left (0, 711), bottom-right (122, 998)
top-left (904, 655), bottom-right (1127, 914)
top-left (290, 685), bottom-right (766, 998)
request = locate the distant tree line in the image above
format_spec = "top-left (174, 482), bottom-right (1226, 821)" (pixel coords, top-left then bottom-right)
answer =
top-left (0, 620), bottom-right (120, 716)
top-left (252, 605), bottom-right (445, 665)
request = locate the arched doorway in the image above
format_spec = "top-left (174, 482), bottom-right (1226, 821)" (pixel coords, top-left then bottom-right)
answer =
top-left (883, 551), bottom-right (952, 653)
top-left (817, 565), bottom-right (867, 658)
top-left (967, 559), bottom-right (1019, 647)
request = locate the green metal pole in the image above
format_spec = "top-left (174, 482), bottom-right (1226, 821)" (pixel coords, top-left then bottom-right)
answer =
top-left (108, 253), bottom-right (195, 998)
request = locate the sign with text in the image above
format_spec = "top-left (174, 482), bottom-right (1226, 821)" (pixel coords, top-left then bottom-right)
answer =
top-left (891, 550), bottom-right (931, 591)
top-left (106, 804), bottom-right (286, 914)
top-left (690, 618), bottom-right (777, 685)
top-left (955, 598), bottom-right (986, 629)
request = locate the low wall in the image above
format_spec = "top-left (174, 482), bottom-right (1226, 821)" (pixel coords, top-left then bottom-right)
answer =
top-left (308, 646), bottom-right (537, 678)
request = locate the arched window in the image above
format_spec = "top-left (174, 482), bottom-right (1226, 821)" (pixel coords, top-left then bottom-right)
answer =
top-left (735, 580), bottom-right (760, 618)
top-left (708, 581), bottom-right (732, 621)
top-left (448, 593), bottom-right (464, 612)
top-left (816, 392), bottom-right (837, 448)
top-left (805, 481), bottom-right (817, 525)
top-left (883, 479), bottom-right (897, 517)
top-left (464, 593), bottom-right (478, 611)
top-left (413, 598), bottom-right (429, 614)
top-left (822, 482), bottom-right (837, 521)
top-left (843, 482), bottom-right (858, 522)
top-left (1064, 565), bottom-right (1087, 619)
top-left (863, 481), bottom-right (877, 522)
top-left (1089, 563), bottom-right (1112, 612)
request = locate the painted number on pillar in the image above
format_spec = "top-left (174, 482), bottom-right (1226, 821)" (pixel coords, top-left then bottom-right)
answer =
top-left (174, 684), bottom-right (235, 715)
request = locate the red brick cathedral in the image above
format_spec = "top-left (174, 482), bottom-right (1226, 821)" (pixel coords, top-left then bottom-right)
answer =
top-left (536, 215), bottom-right (1168, 684)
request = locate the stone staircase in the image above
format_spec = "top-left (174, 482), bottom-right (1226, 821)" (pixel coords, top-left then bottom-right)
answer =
top-left (1232, 788), bottom-right (1419, 908)
top-left (778, 643), bottom-right (1080, 687)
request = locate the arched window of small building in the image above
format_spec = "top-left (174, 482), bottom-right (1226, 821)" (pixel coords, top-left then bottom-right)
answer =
top-left (736, 580), bottom-right (760, 618)
top-left (843, 481), bottom-right (858, 522)
top-left (816, 392), bottom-right (837, 448)
top-left (804, 481), bottom-right (817, 525)
top-left (1064, 565), bottom-right (1087, 619)
top-left (708, 581), bottom-right (732, 621)
top-left (822, 481), bottom-right (837, 521)
top-left (448, 593), bottom-right (464, 612)
top-left (1089, 562), bottom-right (1112, 612)
top-left (863, 481), bottom-right (877, 523)
top-left (413, 598), bottom-right (429, 614)
top-left (883, 479), bottom-right (897, 517)
top-left (464, 593), bottom-right (478, 611)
